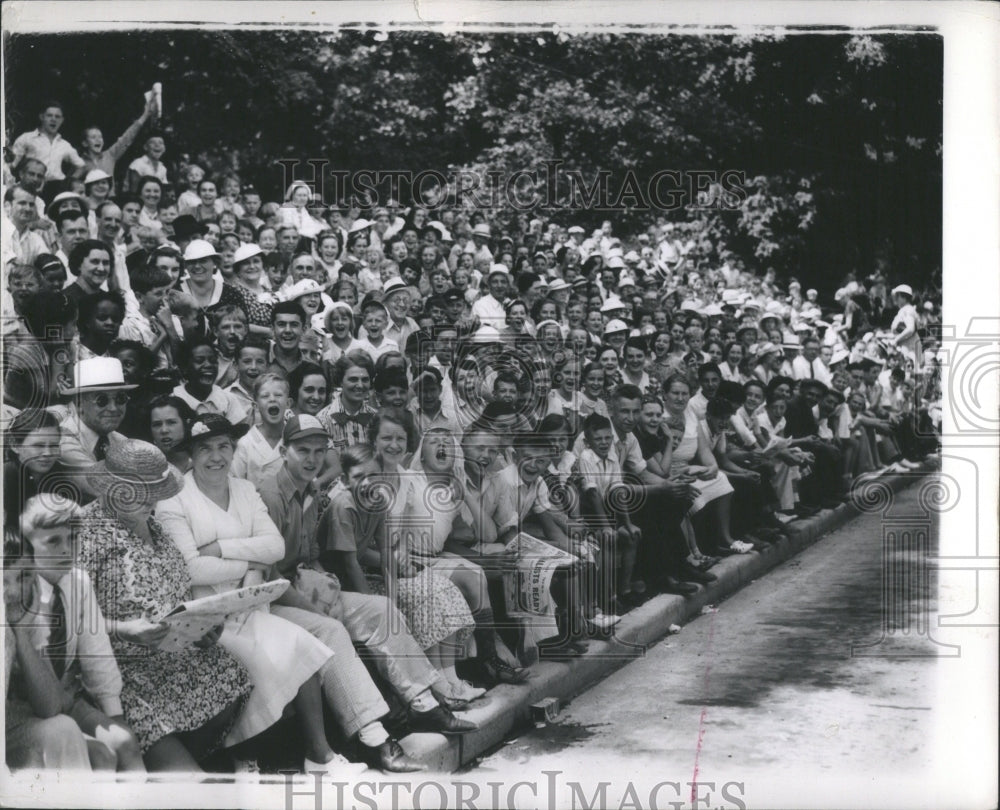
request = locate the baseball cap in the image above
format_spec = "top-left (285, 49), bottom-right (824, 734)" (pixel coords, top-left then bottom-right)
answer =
top-left (282, 414), bottom-right (329, 443)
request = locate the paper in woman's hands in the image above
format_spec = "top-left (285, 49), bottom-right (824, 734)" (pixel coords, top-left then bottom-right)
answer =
top-left (154, 579), bottom-right (289, 652)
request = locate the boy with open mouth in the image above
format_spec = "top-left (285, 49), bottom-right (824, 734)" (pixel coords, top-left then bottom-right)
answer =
top-left (231, 372), bottom-right (289, 489)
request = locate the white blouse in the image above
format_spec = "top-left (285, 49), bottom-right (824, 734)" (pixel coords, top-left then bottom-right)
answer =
top-left (155, 472), bottom-right (284, 599)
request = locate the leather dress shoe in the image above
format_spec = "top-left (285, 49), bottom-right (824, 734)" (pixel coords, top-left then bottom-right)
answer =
top-left (537, 637), bottom-right (587, 660)
top-left (370, 739), bottom-right (426, 772)
top-left (662, 576), bottom-right (699, 596)
top-left (483, 654), bottom-right (529, 685)
top-left (679, 563), bottom-right (718, 584)
top-left (408, 705), bottom-right (477, 734)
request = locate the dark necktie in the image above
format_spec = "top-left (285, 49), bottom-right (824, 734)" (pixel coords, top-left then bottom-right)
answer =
top-left (45, 584), bottom-right (68, 679)
top-left (810, 361), bottom-right (815, 379)
top-left (94, 434), bottom-right (110, 461)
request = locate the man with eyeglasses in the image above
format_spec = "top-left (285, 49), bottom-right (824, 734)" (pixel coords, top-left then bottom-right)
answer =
top-left (57, 358), bottom-right (135, 499)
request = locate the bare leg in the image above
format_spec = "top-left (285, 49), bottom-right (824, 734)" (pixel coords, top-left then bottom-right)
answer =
top-left (618, 530), bottom-right (637, 594)
top-left (294, 674), bottom-right (336, 765)
top-left (86, 739), bottom-right (117, 770)
top-left (694, 495), bottom-right (735, 547)
top-left (144, 735), bottom-right (203, 772)
top-left (437, 633), bottom-right (462, 686)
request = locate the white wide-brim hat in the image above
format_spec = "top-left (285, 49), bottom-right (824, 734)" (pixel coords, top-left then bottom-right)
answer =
top-left (63, 357), bottom-right (138, 395)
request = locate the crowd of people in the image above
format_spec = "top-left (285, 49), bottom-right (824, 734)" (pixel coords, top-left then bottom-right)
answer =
top-left (2, 98), bottom-right (942, 775)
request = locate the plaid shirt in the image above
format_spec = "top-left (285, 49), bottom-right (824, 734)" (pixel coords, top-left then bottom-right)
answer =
top-left (317, 392), bottom-right (376, 452)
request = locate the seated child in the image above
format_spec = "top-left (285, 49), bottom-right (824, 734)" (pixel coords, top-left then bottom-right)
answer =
top-left (4, 538), bottom-right (99, 771)
top-left (14, 496), bottom-right (144, 772)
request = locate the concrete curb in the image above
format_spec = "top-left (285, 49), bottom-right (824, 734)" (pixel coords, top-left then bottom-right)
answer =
top-left (398, 470), bottom-right (925, 771)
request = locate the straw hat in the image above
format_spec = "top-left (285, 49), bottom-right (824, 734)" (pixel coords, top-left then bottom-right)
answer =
top-left (282, 279), bottom-right (324, 301)
top-left (84, 439), bottom-right (184, 502)
top-left (756, 341), bottom-right (783, 358)
top-left (382, 277), bottom-right (410, 297)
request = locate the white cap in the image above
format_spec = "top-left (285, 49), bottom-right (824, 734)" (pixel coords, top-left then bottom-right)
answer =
top-left (547, 278), bottom-right (570, 293)
top-left (603, 318), bottom-right (628, 335)
top-left (183, 239), bottom-right (218, 262)
top-left (567, 225), bottom-right (585, 235)
top-left (232, 243), bottom-right (263, 265)
top-left (83, 169), bottom-right (112, 185)
top-left (487, 264), bottom-right (509, 278)
top-left (472, 325), bottom-right (501, 343)
top-left (891, 284), bottom-right (913, 298)
top-left (600, 296), bottom-right (626, 314)
top-left (349, 218), bottom-right (372, 233)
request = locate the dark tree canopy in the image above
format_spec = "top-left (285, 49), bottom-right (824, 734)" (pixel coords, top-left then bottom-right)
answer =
top-left (4, 29), bottom-right (941, 292)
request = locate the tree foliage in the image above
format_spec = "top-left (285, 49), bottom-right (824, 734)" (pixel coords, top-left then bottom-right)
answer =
top-left (4, 29), bottom-right (941, 289)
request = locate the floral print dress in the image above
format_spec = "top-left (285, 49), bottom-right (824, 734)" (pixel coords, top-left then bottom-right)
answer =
top-left (76, 502), bottom-right (251, 754)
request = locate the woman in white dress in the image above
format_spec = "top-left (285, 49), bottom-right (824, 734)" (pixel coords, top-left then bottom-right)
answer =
top-left (661, 373), bottom-right (754, 556)
top-left (155, 414), bottom-right (345, 771)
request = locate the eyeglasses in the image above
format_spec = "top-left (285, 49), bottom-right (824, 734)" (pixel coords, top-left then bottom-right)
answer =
top-left (92, 392), bottom-right (130, 408)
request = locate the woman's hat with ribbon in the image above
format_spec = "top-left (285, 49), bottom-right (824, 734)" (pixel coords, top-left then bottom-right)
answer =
top-left (84, 439), bottom-right (184, 502)
top-left (177, 413), bottom-right (249, 451)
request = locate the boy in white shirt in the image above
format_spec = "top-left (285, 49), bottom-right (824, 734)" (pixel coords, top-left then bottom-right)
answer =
top-left (17, 495), bottom-right (144, 772)
top-left (231, 373), bottom-right (288, 488)
top-left (355, 301), bottom-right (399, 362)
top-left (576, 413), bottom-right (640, 620)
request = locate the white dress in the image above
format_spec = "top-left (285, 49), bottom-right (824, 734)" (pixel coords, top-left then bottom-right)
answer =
top-left (155, 473), bottom-right (333, 745)
top-left (668, 409), bottom-right (734, 514)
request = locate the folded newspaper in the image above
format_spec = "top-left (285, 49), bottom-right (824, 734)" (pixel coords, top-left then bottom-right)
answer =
top-left (154, 579), bottom-right (289, 652)
top-left (144, 82), bottom-right (163, 118)
top-left (502, 533), bottom-right (578, 619)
